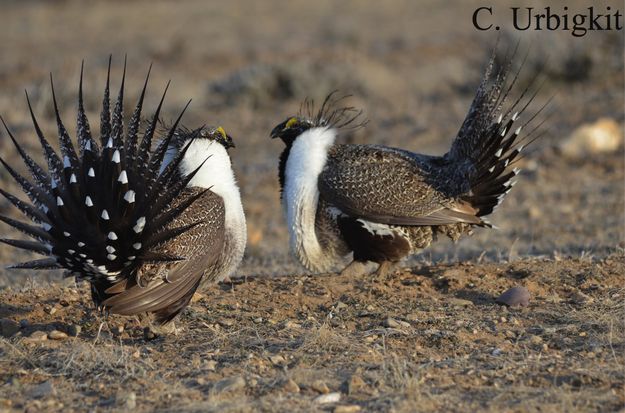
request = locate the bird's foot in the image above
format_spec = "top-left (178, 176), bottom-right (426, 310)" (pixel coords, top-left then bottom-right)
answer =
top-left (143, 320), bottom-right (179, 340)
top-left (339, 260), bottom-right (370, 277)
top-left (371, 261), bottom-right (396, 282)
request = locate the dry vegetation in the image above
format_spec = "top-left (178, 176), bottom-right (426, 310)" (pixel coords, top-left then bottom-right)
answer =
top-left (0, 255), bottom-right (624, 412)
top-left (0, 0), bottom-right (623, 411)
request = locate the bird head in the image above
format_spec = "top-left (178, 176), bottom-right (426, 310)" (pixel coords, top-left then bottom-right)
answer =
top-left (200, 126), bottom-right (235, 149)
top-left (270, 92), bottom-right (366, 146)
top-left (270, 117), bottom-right (314, 145)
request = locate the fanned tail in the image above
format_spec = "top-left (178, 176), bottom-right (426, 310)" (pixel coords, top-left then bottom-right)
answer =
top-left (447, 45), bottom-right (551, 223)
top-left (0, 59), bottom-right (204, 294)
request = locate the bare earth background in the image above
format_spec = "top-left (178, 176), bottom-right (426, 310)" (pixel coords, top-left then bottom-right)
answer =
top-left (0, 0), bottom-right (623, 412)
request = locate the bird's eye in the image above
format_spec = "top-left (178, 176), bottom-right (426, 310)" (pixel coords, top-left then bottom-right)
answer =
top-left (285, 117), bottom-right (298, 129)
top-left (216, 126), bottom-right (227, 140)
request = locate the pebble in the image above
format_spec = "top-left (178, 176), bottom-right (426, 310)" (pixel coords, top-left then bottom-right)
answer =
top-left (0, 319), bottom-right (20, 338)
top-left (143, 327), bottom-right (158, 340)
top-left (530, 335), bottom-right (543, 345)
top-left (48, 330), bottom-right (68, 340)
top-left (496, 286), bottom-right (530, 307)
top-left (24, 331), bottom-right (48, 342)
top-left (347, 375), bottom-right (366, 394)
top-left (117, 391), bottom-right (136, 410)
top-left (283, 320), bottom-right (301, 329)
top-left (334, 406), bottom-right (362, 413)
top-left (491, 348), bottom-right (503, 356)
top-left (28, 381), bottom-right (55, 398)
top-left (311, 380), bottom-right (330, 394)
top-left (218, 319), bottom-right (235, 327)
top-left (384, 317), bottom-right (401, 328)
top-left (214, 376), bottom-right (246, 393)
top-left (561, 118), bottom-right (622, 158)
top-left (205, 360), bottom-right (217, 371)
top-left (270, 355), bottom-right (286, 366)
top-left (448, 298), bottom-right (473, 307)
top-left (67, 325), bottom-right (81, 337)
top-left (314, 392), bottom-right (341, 404)
top-left (570, 292), bottom-right (594, 305)
top-left (281, 379), bottom-right (300, 393)
top-left (44, 306), bottom-right (57, 315)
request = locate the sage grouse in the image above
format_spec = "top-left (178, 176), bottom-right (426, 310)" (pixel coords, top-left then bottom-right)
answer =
top-left (0, 60), bottom-right (246, 324)
top-left (271, 53), bottom-right (546, 278)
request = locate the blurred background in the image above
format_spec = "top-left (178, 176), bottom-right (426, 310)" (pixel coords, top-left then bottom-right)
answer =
top-left (0, 0), bottom-right (622, 286)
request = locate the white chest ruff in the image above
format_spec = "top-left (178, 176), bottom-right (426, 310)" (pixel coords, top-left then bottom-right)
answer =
top-left (283, 127), bottom-right (337, 272)
top-left (162, 138), bottom-right (247, 280)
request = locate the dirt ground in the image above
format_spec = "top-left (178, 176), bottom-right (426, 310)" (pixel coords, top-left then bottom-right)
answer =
top-left (0, 0), bottom-right (623, 412)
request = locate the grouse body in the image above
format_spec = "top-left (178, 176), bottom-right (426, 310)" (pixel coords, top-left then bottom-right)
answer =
top-left (271, 51), bottom-right (547, 277)
top-left (0, 59), bottom-right (246, 324)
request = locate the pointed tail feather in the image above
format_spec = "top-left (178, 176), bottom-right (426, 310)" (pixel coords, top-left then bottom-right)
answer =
top-left (447, 46), bottom-right (549, 220)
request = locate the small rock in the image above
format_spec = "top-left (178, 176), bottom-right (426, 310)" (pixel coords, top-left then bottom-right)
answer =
top-left (111, 325), bottom-right (124, 336)
top-left (384, 317), bottom-right (401, 328)
top-left (448, 298), bottom-right (473, 307)
top-left (214, 376), bottom-right (246, 393)
top-left (218, 318), bottom-right (235, 327)
top-left (491, 348), bottom-right (503, 356)
top-left (570, 292), bottom-right (594, 305)
top-left (530, 335), bottom-right (543, 345)
top-left (48, 330), bottom-right (68, 340)
top-left (24, 331), bottom-right (48, 343)
top-left (335, 405), bottom-right (362, 413)
top-left (496, 286), bottom-right (530, 307)
top-left (311, 380), bottom-right (330, 394)
top-left (0, 319), bottom-right (20, 338)
top-left (204, 360), bottom-right (217, 371)
top-left (253, 317), bottom-right (263, 324)
top-left (314, 392), bottom-right (341, 404)
top-left (8, 377), bottom-right (20, 388)
top-left (561, 118), bottom-right (622, 158)
top-left (28, 381), bottom-right (55, 398)
top-left (270, 355), bottom-right (286, 366)
top-left (67, 325), bottom-right (81, 337)
top-left (347, 375), bottom-right (366, 394)
top-left (44, 306), bottom-right (57, 315)
top-left (281, 379), bottom-right (300, 393)
top-left (283, 320), bottom-right (301, 329)
top-left (143, 327), bottom-right (158, 340)
top-left (117, 391), bottom-right (136, 410)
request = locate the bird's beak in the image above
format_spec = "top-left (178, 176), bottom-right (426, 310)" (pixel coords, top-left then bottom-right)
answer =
top-left (226, 134), bottom-right (236, 149)
top-left (270, 122), bottom-right (286, 139)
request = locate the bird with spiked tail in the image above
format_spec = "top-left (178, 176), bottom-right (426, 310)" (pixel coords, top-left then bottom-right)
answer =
top-left (0, 58), bottom-right (246, 327)
top-left (271, 47), bottom-right (550, 278)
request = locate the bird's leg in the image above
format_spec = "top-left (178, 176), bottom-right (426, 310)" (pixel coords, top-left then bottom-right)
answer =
top-left (372, 260), bottom-right (395, 281)
top-left (339, 260), bottom-right (369, 277)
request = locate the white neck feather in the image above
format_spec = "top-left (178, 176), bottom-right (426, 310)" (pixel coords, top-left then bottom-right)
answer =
top-left (162, 139), bottom-right (247, 279)
top-left (283, 127), bottom-right (336, 272)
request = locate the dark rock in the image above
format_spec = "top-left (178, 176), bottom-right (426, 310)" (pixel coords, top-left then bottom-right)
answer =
top-left (496, 286), bottom-right (530, 307)
top-left (67, 325), bottom-right (81, 337)
top-left (28, 381), bottom-right (55, 398)
top-left (0, 319), bottom-right (20, 338)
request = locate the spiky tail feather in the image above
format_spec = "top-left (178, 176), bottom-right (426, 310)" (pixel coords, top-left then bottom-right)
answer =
top-left (0, 58), bottom-right (206, 317)
top-left (447, 45), bottom-right (551, 223)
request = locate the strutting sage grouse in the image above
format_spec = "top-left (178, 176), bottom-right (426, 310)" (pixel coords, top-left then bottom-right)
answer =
top-left (0, 59), bottom-right (246, 324)
top-left (271, 50), bottom-right (548, 278)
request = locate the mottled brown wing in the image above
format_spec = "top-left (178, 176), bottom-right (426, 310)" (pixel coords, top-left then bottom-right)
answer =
top-left (102, 188), bottom-right (225, 319)
top-left (318, 144), bottom-right (482, 226)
